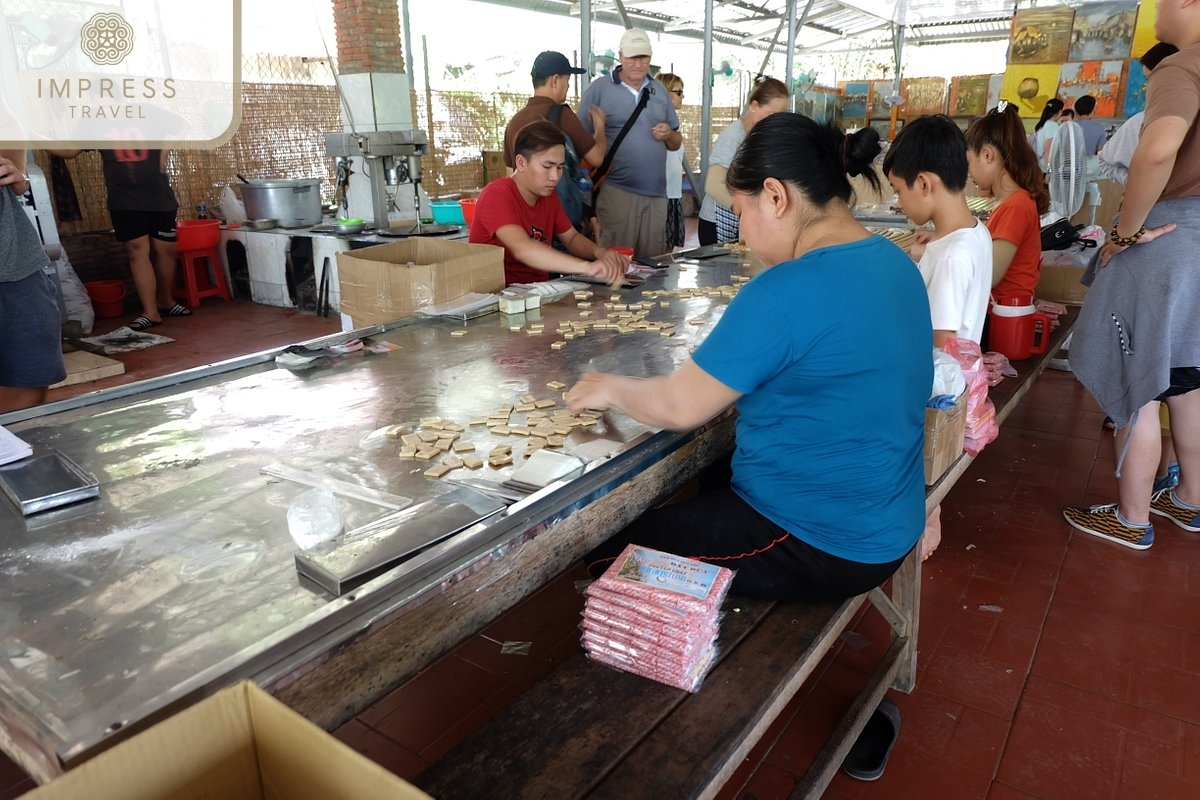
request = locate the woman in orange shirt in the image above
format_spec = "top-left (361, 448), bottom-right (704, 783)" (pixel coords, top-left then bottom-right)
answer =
top-left (964, 103), bottom-right (1049, 301)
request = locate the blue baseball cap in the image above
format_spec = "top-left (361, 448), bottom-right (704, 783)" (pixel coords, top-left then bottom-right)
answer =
top-left (532, 51), bottom-right (587, 80)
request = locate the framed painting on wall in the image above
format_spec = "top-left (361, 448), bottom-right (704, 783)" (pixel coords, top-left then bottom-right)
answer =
top-left (868, 118), bottom-right (893, 140)
top-left (1058, 60), bottom-right (1124, 117)
top-left (1009, 7), bottom-right (1076, 65)
top-left (1068, 1), bottom-right (1137, 61)
top-left (839, 81), bottom-right (869, 119)
top-left (1000, 63), bottom-right (1062, 118)
top-left (798, 89), bottom-right (838, 124)
top-left (986, 74), bottom-right (1004, 111)
top-left (948, 75), bottom-right (990, 117)
top-left (1123, 58), bottom-right (1149, 116)
top-left (899, 77), bottom-right (946, 118)
top-left (1131, 1), bottom-right (1158, 61)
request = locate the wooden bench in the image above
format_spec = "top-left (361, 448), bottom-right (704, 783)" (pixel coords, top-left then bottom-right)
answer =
top-left (416, 315), bottom-right (1075, 800)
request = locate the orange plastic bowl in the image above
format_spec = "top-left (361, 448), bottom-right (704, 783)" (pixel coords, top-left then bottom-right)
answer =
top-left (176, 219), bottom-right (220, 250)
top-left (459, 198), bottom-right (477, 228)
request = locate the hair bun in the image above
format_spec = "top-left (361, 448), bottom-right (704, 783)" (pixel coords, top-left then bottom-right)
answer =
top-left (844, 127), bottom-right (882, 177)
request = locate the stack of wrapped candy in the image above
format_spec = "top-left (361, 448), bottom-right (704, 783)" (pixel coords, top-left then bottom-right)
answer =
top-left (581, 544), bottom-right (734, 692)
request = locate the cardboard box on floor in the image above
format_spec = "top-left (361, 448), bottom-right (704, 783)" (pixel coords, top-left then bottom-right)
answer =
top-left (924, 390), bottom-right (967, 485)
top-left (337, 238), bottom-right (504, 328)
top-left (24, 681), bottom-right (430, 800)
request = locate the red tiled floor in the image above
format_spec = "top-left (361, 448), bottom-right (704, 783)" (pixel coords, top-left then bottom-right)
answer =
top-left (9, 280), bottom-right (1200, 799)
top-left (358, 654), bottom-right (509, 753)
top-left (50, 298), bottom-right (341, 403)
top-left (0, 754), bottom-right (31, 800)
top-left (331, 719), bottom-right (426, 779)
top-left (998, 685), bottom-right (1126, 799)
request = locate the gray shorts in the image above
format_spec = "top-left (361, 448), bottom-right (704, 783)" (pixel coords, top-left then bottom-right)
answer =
top-left (0, 270), bottom-right (66, 388)
top-left (595, 183), bottom-right (668, 259)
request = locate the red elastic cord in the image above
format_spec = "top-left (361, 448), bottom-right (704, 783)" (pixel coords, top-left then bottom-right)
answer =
top-left (588, 532), bottom-right (791, 576)
top-left (690, 532), bottom-right (791, 563)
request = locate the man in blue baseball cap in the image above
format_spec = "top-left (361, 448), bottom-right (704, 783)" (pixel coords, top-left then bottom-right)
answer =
top-left (504, 51), bottom-right (606, 173)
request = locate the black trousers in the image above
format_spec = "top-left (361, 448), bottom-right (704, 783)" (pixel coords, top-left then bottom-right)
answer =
top-left (585, 460), bottom-right (909, 604)
top-left (697, 217), bottom-right (718, 246)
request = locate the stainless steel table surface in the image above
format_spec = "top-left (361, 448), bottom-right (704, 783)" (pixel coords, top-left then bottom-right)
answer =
top-left (0, 251), bottom-right (761, 779)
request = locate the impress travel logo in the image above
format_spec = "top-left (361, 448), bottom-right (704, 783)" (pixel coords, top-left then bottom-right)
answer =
top-left (79, 13), bottom-right (136, 66)
top-left (0, 0), bottom-right (241, 148)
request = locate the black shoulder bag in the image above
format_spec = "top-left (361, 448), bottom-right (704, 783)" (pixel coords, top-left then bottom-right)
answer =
top-left (589, 86), bottom-right (652, 205)
top-left (1040, 218), bottom-right (1095, 251)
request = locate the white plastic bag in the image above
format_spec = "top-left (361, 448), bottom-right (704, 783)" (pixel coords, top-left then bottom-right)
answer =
top-left (49, 245), bottom-right (94, 334)
top-left (286, 487), bottom-right (343, 549)
top-left (220, 185), bottom-right (246, 224)
top-left (931, 348), bottom-right (966, 399)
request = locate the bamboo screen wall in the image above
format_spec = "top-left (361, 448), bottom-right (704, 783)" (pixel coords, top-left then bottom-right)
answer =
top-left (36, 54), bottom-right (735, 237)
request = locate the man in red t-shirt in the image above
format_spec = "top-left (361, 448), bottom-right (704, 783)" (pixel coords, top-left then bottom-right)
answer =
top-left (471, 120), bottom-right (627, 286)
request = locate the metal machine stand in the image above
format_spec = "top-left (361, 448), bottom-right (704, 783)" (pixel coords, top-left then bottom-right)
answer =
top-left (324, 130), bottom-right (428, 230)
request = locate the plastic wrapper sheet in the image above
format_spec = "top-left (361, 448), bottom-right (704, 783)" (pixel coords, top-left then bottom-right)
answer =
top-left (942, 338), bottom-right (999, 456)
top-left (580, 544), bottom-right (733, 693)
top-left (581, 586), bottom-right (725, 635)
top-left (580, 615), bottom-right (719, 661)
top-left (981, 351), bottom-right (1018, 387)
top-left (589, 544), bottom-right (734, 614)
top-left (585, 638), bottom-right (719, 693)
top-left (582, 595), bottom-right (721, 648)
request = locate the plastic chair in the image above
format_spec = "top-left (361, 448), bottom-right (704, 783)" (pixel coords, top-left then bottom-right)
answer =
top-left (176, 245), bottom-right (232, 307)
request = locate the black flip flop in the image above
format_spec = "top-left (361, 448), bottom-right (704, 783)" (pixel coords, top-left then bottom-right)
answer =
top-left (129, 316), bottom-right (162, 331)
top-left (158, 303), bottom-right (192, 317)
top-left (841, 696), bottom-right (901, 781)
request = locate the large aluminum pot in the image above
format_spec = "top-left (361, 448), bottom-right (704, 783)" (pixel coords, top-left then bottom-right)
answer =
top-left (240, 178), bottom-right (322, 228)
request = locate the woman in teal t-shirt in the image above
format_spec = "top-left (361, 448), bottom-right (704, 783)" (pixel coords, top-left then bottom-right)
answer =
top-left (565, 113), bottom-right (932, 603)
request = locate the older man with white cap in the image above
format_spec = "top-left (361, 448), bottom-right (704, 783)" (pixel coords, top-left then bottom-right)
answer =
top-left (578, 28), bottom-right (682, 258)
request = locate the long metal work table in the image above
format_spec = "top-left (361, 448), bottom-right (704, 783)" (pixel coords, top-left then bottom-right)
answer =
top-left (0, 242), bottom-right (1076, 788)
top-left (0, 253), bottom-right (759, 782)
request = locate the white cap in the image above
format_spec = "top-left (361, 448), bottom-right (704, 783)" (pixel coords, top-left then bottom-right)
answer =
top-left (620, 28), bottom-right (652, 58)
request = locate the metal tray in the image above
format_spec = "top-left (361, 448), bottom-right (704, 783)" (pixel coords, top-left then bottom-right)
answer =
top-left (0, 450), bottom-right (99, 516)
top-left (376, 223), bottom-right (461, 238)
top-left (294, 484), bottom-right (505, 596)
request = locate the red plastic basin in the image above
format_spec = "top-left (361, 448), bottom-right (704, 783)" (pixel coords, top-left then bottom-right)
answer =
top-left (176, 219), bottom-right (220, 250)
top-left (459, 198), bottom-right (477, 228)
top-left (84, 280), bottom-right (126, 318)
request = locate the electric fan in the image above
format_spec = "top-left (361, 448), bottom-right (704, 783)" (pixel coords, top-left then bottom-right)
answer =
top-left (1046, 120), bottom-right (1100, 226)
top-left (589, 51), bottom-right (615, 76)
top-left (1045, 120), bottom-right (1088, 373)
top-left (792, 70), bottom-right (818, 97)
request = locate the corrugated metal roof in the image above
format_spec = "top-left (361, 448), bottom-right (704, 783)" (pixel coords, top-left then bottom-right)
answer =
top-left (474, 0), bottom-right (1028, 49)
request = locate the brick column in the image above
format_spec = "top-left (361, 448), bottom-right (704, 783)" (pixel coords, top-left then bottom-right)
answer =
top-left (331, 0), bottom-right (405, 74)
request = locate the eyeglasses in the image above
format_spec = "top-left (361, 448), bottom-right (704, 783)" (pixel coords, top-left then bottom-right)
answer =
top-left (671, 89), bottom-right (684, 96)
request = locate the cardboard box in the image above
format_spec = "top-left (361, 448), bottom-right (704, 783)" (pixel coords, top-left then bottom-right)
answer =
top-left (1036, 264), bottom-right (1089, 305)
top-left (924, 391), bottom-right (967, 485)
top-left (336, 238), bottom-right (504, 327)
top-left (25, 681), bottom-right (429, 800)
top-left (482, 149), bottom-right (506, 183)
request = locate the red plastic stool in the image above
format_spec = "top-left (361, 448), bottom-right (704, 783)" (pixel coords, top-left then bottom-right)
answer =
top-left (176, 246), bottom-right (231, 307)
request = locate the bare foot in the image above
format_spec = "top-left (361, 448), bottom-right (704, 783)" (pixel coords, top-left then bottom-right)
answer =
top-left (920, 504), bottom-right (942, 562)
